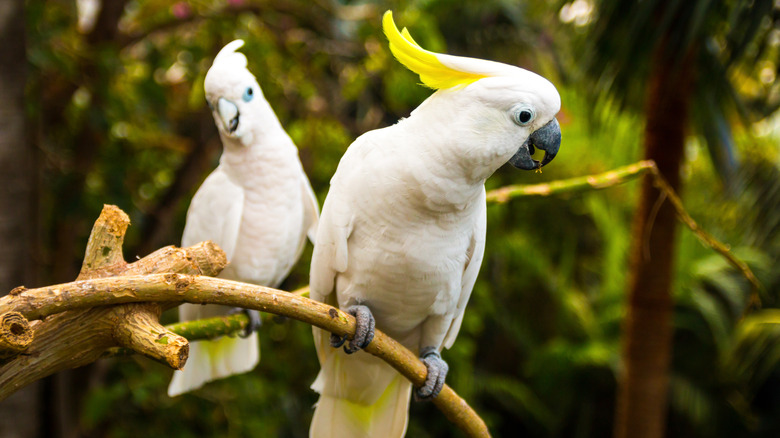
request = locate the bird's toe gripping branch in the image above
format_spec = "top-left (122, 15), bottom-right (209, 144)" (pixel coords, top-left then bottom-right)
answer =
top-left (228, 308), bottom-right (262, 338)
top-left (415, 346), bottom-right (449, 401)
top-left (330, 304), bottom-right (375, 354)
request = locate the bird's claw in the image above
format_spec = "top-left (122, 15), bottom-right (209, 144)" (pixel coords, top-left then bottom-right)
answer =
top-left (414, 346), bottom-right (448, 401)
top-left (330, 332), bottom-right (347, 348)
top-left (329, 304), bottom-right (375, 354)
top-left (228, 308), bottom-right (262, 338)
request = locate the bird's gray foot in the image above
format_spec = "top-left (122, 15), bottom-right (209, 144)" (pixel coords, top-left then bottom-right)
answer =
top-left (228, 308), bottom-right (262, 338)
top-left (329, 304), bottom-right (375, 354)
top-left (414, 346), bottom-right (449, 401)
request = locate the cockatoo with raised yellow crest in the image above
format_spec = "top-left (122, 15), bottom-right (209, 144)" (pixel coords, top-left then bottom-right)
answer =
top-left (308, 11), bottom-right (561, 437)
top-left (167, 40), bottom-right (319, 397)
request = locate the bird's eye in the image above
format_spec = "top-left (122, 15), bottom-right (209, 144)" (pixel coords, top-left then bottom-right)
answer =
top-left (242, 87), bottom-right (254, 102)
top-left (512, 106), bottom-right (534, 126)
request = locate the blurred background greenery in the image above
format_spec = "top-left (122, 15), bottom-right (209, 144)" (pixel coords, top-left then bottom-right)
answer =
top-left (1, 0), bottom-right (779, 437)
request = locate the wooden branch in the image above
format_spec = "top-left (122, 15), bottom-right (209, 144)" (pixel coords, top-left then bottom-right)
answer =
top-left (165, 313), bottom-right (249, 342)
top-left (642, 164), bottom-right (763, 312)
top-left (0, 205), bottom-right (487, 436)
top-left (78, 202), bottom-right (130, 279)
top-left (157, 286), bottom-right (308, 343)
top-left (1, 274), bottom-right (489, 437)
top-left (0, 205), bottom-right (226, 401)
top-left (75, 206), bottom-right (198, 369)
top-left (486, 160), bottom-right (654, 202)
top-left (113, 303), bottom-right (188, 370)
top-left (0, 312), bottom-right (33, 360)
top-left (486, 160), bottom-right (763, 301)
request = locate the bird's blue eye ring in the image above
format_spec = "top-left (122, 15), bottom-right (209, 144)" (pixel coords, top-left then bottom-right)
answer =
top-left (513, 107), bottom-right (534, 126)
top-left (242, 86), bottom-right (254, 102)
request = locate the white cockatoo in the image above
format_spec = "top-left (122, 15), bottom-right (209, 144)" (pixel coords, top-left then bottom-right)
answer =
top-left (168, 40), bottom-right (319, 397)
top-left (308, 12), bottom-right (561, 437)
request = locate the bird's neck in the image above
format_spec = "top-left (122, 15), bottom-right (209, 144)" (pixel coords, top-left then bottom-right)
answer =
top-left (219, 133), bottom-right (299, 186)
top-left (380, 135), bottom-right (485, 215)
top-left (403, 91), bottom-right (516, 185)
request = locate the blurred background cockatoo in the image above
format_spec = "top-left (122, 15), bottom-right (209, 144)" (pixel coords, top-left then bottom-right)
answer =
top-left (168, 40), bottom-right (319, 397)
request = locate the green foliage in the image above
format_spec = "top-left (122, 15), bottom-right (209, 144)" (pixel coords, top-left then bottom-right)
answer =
top-left (580, 0), bottom-right (779, 184)
top-left (20, 0), bottom-right (780, 437)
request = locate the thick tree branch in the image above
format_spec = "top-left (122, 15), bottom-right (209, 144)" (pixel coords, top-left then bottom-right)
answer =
top-left (77, 206), bottom-right (194, 369)
top-left (0, 312), bottom-right (32, 360)
top-left (157, 286), bottom-right (310, 342)
top-left (0, 205), bottom-right (226, 404)
top-left (0, 273), bottom-right (489, 437)
top-left (0, 205), bottom-right (488, 437)
top-left (78, 203), bottom-right (131, 278)
top-left (113, 303), bottom-right (188, 370)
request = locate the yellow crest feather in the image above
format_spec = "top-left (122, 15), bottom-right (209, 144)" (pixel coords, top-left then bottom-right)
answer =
top-left (383, 11), bottom-right (487, 90)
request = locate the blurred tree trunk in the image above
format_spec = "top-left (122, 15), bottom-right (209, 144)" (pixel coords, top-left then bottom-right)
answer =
top-left (0, 1), bottom-right (41, 438)
top-left (614, 40), bottom-right (696, 438)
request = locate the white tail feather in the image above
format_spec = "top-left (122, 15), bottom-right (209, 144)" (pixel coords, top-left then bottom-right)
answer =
top-left (167, 333), bottom-right (259, 397)
top-left (310, 350), bottom-right (411, 437)
top-left (310, 375), bottom-right (411, 438)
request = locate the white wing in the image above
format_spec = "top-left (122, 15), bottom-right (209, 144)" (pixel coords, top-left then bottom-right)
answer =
top-left (179, 166), bottom-right (243, 324)
top-left (442, 189), bottom-right (486, 349)
top-left (308, 134), bottom-right (370, 305)
top-left (309, 190), bottom-right (353, 364)
top-left (309, 135), bottom-right (374, 364)
top-left (181, 166), bottom-right (243, 260)
top-left (169, 165), bottom-right (256, 397)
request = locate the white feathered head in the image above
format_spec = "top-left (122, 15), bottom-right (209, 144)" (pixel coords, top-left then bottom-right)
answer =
top-left (383, 11), bottom-right (561, 170)
top-left (204, 40), bottom-right (274, 146)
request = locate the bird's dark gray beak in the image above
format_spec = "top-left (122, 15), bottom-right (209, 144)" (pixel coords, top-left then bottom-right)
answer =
top-left (508, 118), bottom-right (561, 170)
